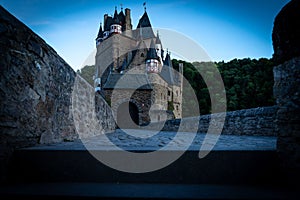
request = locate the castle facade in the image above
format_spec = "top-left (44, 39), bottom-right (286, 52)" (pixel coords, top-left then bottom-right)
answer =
top-left (94, 6), bottom-right (183, 128)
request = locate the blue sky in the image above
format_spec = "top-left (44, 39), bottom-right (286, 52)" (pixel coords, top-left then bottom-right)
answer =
top-left (0, 0), bottom-right (290, 70)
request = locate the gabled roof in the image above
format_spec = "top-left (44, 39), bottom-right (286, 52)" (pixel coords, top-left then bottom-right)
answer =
top-left (130, 40), bottom-right (148, 66)
top-left (137, 39), bottom-right (148, 50)
top-left (103, 73), bottom-right (152, 90)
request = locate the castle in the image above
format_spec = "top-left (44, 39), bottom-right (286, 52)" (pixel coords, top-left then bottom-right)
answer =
top-left (94, 6), bottom-right (183, 128)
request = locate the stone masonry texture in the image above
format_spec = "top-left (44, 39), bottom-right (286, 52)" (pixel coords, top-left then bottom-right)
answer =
top-left (272, 0), bottom-right (300, 181)
top-left (146, 106), bottom-right (278, 136)
top-left (0, 6), bottom-right (115, 182)
top-left (0, 6), bottom-right (77, 146)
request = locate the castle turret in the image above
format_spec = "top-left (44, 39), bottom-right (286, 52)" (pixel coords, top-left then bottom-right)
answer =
top-left (103, 14), bottom-right (111, 39)
top-left (155, 31), bottom-right (163, 64)
top-left (96, 23), bottom-right (103, 46)
top-left (110, 7), bottom-right (122, 34)
top-left (146, 39), bottom-right (160, 73)
top-left (118, 7), bottom-right (126, 31)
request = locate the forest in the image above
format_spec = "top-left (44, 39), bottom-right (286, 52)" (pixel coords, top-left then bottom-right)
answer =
top-left (77, 58), bottom-right (275, 115)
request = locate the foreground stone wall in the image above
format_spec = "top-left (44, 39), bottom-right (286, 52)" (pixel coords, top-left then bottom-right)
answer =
top-left (146, 106), bottom-right (277, 136)
top-left (0, 5), bottom-right (115, 146)
top-left (72, 76), bottom-right (115, 138)
top-left (0, 6), bottom-right (115, 182)
top-left (0, 6), bottom-right (77, 146)
top-left (274, 57), bottom-right (300, 170)
top-left (272, 0), bottom-right (300, 180)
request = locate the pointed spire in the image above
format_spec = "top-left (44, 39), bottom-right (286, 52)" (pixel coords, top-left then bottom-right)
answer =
top-left (164, 50), bottom-right (172, 67)
top-left (137, 11), bottom-right (152, 28)
top-left (114, 6), bottom-right (119, 19)
top-left (120, 3), bottom-right (123, 11)
top-left (147, 39), bottom-right (159, 60)
top-left (155, 30), bottom-right (162, 44)
top-left (113, 6), bottom-right (120, 24)
top-left (97, 22), bottom-right (103, 39)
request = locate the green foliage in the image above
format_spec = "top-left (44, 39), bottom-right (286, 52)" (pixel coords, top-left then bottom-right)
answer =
top-left (173, 58), bottom-right (275, 115)
top-left (76, 65), bottom-right (95, 86)
top-left (168, 101), bottom-right (174, 111)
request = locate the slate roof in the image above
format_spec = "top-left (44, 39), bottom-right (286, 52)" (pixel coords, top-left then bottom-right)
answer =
top-left (103, 73), bottom-right (152, 90)
top-left (160, 52), bottom-right (181, 86)
top-left (97, 24), bottom-right (103, 39)
top-left (160, 65), bottom-right (175, 85)
top-left (118, 10), bottom-right (125, 27)
top-left (146, 39), bottom-right (159, 60)
top-left (136, 11), bottom-right (155, 39)
top-left (137, 11), bottom-right (152, 28)
top-left (155, 32), bottom-right (162, 45)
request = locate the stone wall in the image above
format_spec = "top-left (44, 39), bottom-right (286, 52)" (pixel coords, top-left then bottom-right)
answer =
top-left (0, 5), bottom-right (77, 147)
top-left (274, 57), bottom-right (300, 171)
top-left (146, 106), bottom-right (278, 136)
top-left (272, 0), bottom-right (300, 181)
top-left (0, 4), bottom-right (115, 145)
top-left (0, 6), bottom-right (115, 182)
top-left (72, 76), bottom-right (115, 139)
top-left (105, 89), bottom-right (152, 126)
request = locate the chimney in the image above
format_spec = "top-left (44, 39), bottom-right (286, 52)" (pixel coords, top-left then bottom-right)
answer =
top-left (104, 14), bottom-right (108, 30)
top-left (125, 8), bottom-right (132, 30)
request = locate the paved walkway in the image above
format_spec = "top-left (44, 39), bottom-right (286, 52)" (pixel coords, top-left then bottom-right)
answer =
top-left (27, 129), bottom-right (277, 151)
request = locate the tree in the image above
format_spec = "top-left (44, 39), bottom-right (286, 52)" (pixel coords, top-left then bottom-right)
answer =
top-left (76, 65), bottom-right (95, 86)
top-left (173, 58), bottom-right (275, 115)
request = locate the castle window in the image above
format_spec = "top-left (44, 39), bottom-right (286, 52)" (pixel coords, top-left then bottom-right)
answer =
top-left (141, 53), bottom-right (144, 57)
top-left (176, 90), bottom-right (178, 96)
top-left (176, 105), bottom-right (179, 110)
top-left (146, 59), bottom-right (159, 73)
top-left (168, 91), bottom-right (171, 96)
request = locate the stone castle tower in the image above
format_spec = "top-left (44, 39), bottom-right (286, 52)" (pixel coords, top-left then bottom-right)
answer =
top-left (94, 6), bottom-right (183, 128)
